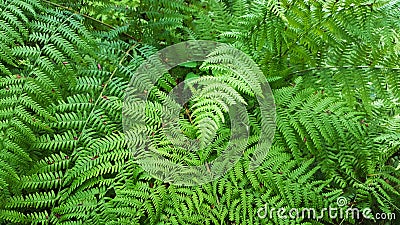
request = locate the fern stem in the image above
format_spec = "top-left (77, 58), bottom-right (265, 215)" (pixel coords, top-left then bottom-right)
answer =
top-left (41, 0), bottom-right (137, 40)
top-left (75, 43), bottom-right (137, 150)
top-left (50, 43), bottom-right (137, 212)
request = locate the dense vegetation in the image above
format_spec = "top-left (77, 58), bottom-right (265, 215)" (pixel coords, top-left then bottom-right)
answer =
top-left (0, 0), bottom-right (399, 224)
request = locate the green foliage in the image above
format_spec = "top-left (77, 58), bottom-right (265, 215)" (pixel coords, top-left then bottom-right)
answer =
top-left (0, 0), bottom-right (399, 225)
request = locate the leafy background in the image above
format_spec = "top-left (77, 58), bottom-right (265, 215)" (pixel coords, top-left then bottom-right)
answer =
top-left (0, 0), bottom-right (399, 224)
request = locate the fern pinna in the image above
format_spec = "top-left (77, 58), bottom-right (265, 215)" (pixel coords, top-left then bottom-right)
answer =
top-left (0, 0), bottom-right (400, 225)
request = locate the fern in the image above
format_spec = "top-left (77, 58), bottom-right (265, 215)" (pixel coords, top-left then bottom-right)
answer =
top-left (1, 0), bottom-right (400, 225)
